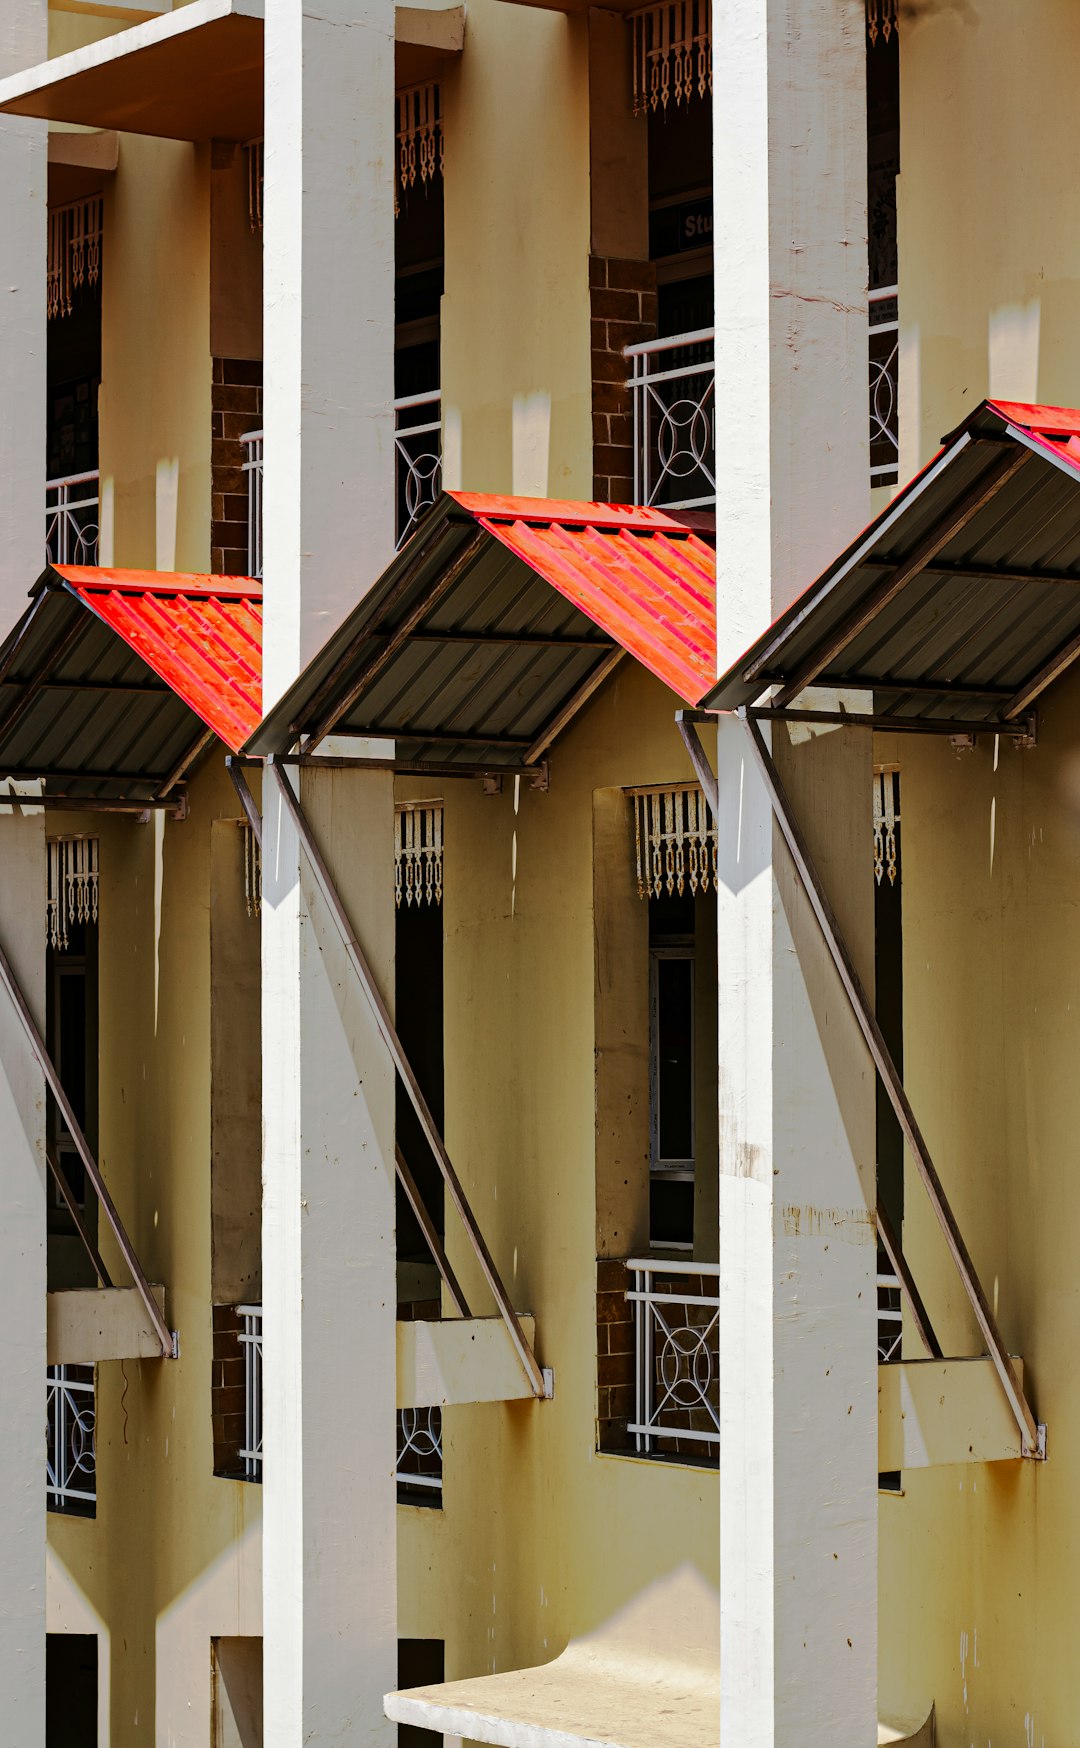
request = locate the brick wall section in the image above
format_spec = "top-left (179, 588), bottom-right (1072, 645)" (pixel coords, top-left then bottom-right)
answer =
top-left (212, 357), bottom-right (262, 575)
top-left (597, 1257), bottom-right (636, 1451)
top-left (211, 1303), bottom-right (247, 1478)
top-left (590, 257), bottom-right (657, 504)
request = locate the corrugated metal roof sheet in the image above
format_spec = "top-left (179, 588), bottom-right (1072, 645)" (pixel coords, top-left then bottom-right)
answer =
top-left (704, 399), bottom-right (1080, 728)
top-left (251, 493), bottom-right (715, 766)
top-left (0, 566), bottom-right (261, 802)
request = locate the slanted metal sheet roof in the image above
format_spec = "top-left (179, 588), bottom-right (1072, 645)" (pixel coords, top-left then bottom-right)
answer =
top-left (705, 399), bottom-right (1080, 729)
top-left (250, 492), bottom-right (716, 766)
top-left (0, 566), bottom-right (262, 802)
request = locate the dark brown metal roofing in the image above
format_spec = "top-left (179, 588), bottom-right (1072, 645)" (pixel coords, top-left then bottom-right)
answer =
top-left (0, 566), bottom-right (261, 804)
top-left (250, 492), bottom-right (716, 768)
top-left (705, 400), bottom-right (1080, 732)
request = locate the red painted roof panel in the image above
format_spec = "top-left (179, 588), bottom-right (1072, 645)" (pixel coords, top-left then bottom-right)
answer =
top-left (449, 493), bottom-right (716, 706)
top-left (54, 566), bottom-right (262, 752)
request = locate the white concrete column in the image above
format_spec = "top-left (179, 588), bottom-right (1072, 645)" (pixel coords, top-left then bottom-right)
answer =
top-left (0, 0), bottom-right (46, 623)
top-left (0, 810), bottom-right (47, 1744)
top-left (712, 2), bottom-right (876, 1742)
top-left (261, 0), bottom-right (397, 1738)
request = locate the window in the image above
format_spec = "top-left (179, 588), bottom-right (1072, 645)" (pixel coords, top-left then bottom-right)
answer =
top-left (648, 893), bottom-right (697, 1248)
top-left (47, 1633), bottom-right (98, 1746)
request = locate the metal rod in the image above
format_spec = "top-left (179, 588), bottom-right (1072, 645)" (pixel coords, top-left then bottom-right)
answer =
top-left (770, 448), bottom-right (1030, 707)
top-left (0, 797), bottom-right (179, 814)
top-left (1002, 621), bottom-right (1080, 719)
top-left (675, 711), bottom-right (719, 817)
top-left (750, 707), bottom-right (1033, 740)
top-left (741, 711), bottom-right (1041, 1455)
top-left (395, 1146), bottom-right (470, 1318)
top-left (269, 758), bottom-right (547, 1397)
top-left (876, 1203), bottom-right (940, 1360)
top-left (46, 1145), bottom-right (114, 1289)
top-left (524, 649), bottom-right (626, 765)
top-left (156, 725), bottom-right (215, 801)
top-left (0, 936), bottom-right (175, 1359)
top-left (225, 756), bottom-right (263, 849)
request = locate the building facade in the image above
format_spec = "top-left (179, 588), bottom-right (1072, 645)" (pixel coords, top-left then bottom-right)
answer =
top-left (0, 0), bottom-right (1076, 1743)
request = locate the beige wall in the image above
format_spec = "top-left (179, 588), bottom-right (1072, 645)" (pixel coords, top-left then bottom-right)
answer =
top-left (440, 0), bottom-right (592, 498)
top-left (899, 0), bottom-right (1080, 475)
top-left (46, 759), bottom-right (261, 1747)
top-left (876, 666), bottom-right (1080, 1740)
top-left (98, 134), bottom-right (211, 570)
top-left (398, 662), bottom-right (719, 1674)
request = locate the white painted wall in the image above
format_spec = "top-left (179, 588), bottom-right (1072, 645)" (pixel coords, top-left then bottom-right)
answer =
top-left (712, 1), bottom-right (876, 1740)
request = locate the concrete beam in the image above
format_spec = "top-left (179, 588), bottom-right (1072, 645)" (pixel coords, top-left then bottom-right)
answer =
top-left (47, 1286), bottom-right (167, 1365)
top-left (397, 1316), bottom-right (538, 1408)
top-left (878, 1358), bottom-right (1028, 1470)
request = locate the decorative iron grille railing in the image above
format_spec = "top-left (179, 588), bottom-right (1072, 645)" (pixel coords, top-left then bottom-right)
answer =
top-left (395, 392), bottom-right (442, 549)
top-left (47, 1364), bottom-right (96, 1514)
top-left (626, 329), bottom-right (715, 510)
top-left (626, 1259), bottom-right (719, 1458)
top-left (238, 1304), bottom-right (263, 1483)
top-left (46, 471), bottom-right (100, 567)
top-left (241, 431), bottom-right (263, 580)
top-left (396, 1406), bottom-right (443, 1496)
top-left (869, 285), bottom-right (899, 488)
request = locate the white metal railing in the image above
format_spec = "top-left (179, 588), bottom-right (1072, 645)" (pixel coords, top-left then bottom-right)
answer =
top-left (241, 396), bottom-right (441, 570)
top-left (45, 471), bottom-right (100, 567)
top-left (626, 1258), bottom-right (720, 1456)
top-left (869, 285), bottom-right (899, 487)
top-left (625, 328), bottom-right (715, 511)
top-left (878, 1269), bottom-right (902, 1364)
top-left (241, 431), bottom-right (263, 580)
top-left (46, 1364), bottom-right (96, 1512)
top-left (238, 1303), bottom-right (263, 1482)
top-left (396, 1405), bottom-right (443, 1493)
top-left (395, 391), bottom-right (442, 550)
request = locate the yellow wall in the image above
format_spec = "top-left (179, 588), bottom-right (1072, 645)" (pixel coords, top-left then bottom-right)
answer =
top-left (876, 668), bottom-right (1080, 1741)
top-left (46, 759), bottom-right (261, 1746)
top-left (398, 662), bottom-right (720, 1674)
top-left (440, 0), bottom-right (592, 499)
top-left (899, 0), bottom-right (1080, 474)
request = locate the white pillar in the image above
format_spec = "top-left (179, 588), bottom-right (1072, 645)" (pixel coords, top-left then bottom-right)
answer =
top-left (0, 0), bottom-right (46, 622)
top-left (261, 0), bottom-right (398, 1738)
top-left (0, 0), bottom-right (48, 1733)
top-left (712, 2), bottom-right (876, 1742)
top-left (0, 811), bottom-right (47, 1745)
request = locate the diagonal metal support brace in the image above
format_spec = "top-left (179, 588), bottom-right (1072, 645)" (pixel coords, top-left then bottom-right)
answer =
top-left (269, 757), bottom-right (549, 1399)
top-left (679, 708), bottom-right (943, 1363)
top-left (0, 938), bottom-right (176, 1359)
top-left (742, 709), bottom-right (1044, 1457)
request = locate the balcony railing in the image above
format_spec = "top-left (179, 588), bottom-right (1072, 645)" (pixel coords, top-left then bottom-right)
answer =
top-left (240, 394), bottom-right (442, 576)
top-left (238, 1303), bottom-right (263, 1483)
top-left (240, 430), bottom-right (263, 580)
top-left (870, 285), bottom-right (899, 488)
top-left (626, 329), bottom-right (716, 511)
top-left (46, 470), bottom-right (100, 567)
top-left (626, 1258), bottom-right (720, 1459)
top-left (396, 1405), bottom-right (443, 1497)
top-left (47, 1363), bottom-right (96, 1515)
top-left (394, 391), bottom-right (442, 550)
top-left (878, 1268), bottom-right (902, 1364)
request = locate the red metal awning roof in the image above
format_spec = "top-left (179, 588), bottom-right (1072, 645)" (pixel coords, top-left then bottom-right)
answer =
top-left (251, 493), bottom-right (716, 766)
top-left (705, 398), bottom-right (1080, 732)
top-left (0, 565), bottom-right (261, 805)
top-left (58, 567), bottom-right (262, 752)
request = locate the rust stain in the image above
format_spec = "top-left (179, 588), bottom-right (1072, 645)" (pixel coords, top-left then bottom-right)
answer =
top-left (781, 1204), bottom-right (875, 1242)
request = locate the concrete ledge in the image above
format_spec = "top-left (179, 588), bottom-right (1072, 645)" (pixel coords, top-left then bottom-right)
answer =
top-left (397, 1315), bottom-right (537, 1408)
top-left (47, 1286), bottom-right (167, 1364)
top-left (878, 1356), bottom-right (1025, 1468)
